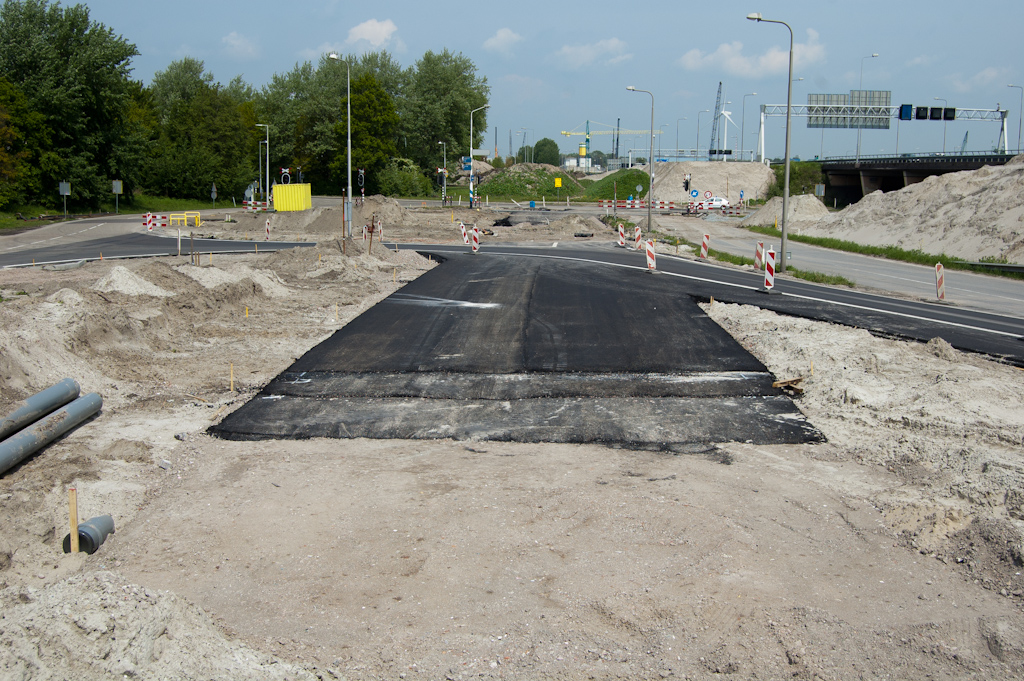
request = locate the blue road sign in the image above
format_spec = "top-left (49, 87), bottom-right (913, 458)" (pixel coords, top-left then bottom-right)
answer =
top-left (740, 190), bottom-right (744, 199)
top-left (690, 189), bottom-right (699, 198)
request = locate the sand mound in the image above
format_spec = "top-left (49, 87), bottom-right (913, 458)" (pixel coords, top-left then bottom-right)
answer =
top-left (796, 159), bottom-right (1024, 262)
top-left (0, 571), bottom-right (316, 679)
top-left (546, 214), bottom-right (607, 234)
top-left (174, 263), bottom-right (291, 298)
top-left (740, 195), bottom-right (830, 228)
top-left (650, 161), bottom-right (776, 204)
top-left (93, 266), bottom-right (174, 298)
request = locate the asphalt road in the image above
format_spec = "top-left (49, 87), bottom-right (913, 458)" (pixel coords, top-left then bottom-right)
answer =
top-left (394, 242), bottom-right (1024, 367)
top-left (212, 254), bottom-right (824, 447)
top-left (0, 215), bottom-right (313, 268)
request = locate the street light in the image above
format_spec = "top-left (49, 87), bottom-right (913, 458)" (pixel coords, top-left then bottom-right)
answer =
top-left (855, 53), bottom-right (879, 160)
top-left (696, 109), bottom-right (710, 161)
top-left (675, 117), bottom-right (687, 160)
top-left (255, 124), bottom-right (270, 208)
top-left (327, 53), bottom-right (352, 237)
top-left (470, 104), bottom-right (489, 207)
top-left (627, 85), bottom-right (655, 238)
top-left (438, 140), bottom-right (446, 201)
top-left (747, 11), bottom-right (794, 273)
top-left (934, 97), bottom-right (948, 153)
top-left (1009, 85), bottom-right (1023, 152)
top-left (741, 93), bottom-right (756, 161)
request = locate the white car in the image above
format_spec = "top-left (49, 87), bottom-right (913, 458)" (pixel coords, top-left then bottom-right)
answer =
top-left (705, 196), bottom-right (730, 208)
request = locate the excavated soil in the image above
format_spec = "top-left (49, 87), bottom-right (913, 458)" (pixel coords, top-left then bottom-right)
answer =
top-left (2, 213), bottom-right (1024, 679)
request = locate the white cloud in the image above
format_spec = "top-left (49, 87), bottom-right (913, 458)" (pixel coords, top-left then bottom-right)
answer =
top-left (679, 29), bottom-right (824, 76)
top-left (484, 28), bottom-right (523, 55)
top-left (906, 55), bottom-right (934, 68)
top-left (951, 66), bottom-right (1007, 93)
top-left (555, 38), bottom-right (631, 70)
top-left (346, 18), bottom-right (399, 48)
top-left (222, 32), bottom-right (258, 60)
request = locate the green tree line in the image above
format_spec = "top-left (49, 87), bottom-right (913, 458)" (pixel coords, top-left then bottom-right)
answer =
top-left (0, 0), bottom-right (490, 211)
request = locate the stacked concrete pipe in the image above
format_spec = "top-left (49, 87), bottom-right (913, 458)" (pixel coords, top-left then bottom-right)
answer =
top-left (0, 378), bottom-right (103, 476)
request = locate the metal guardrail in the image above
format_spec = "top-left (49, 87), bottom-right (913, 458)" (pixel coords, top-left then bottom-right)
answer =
top-left (959, 262), bottom-right (1024, 274)
top-left (822, 152), bottom-right (1015, 164)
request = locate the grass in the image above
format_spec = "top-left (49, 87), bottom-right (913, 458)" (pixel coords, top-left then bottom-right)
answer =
top-left (0, 194), bottom-right (228, 232)
top-left (475, 166), bottom-right (584, 200)
top-left (742, 224), bottom-right (1024, 280)
top-left (652, 231), bottom-right (856, 287)
top-left (580, 169), bottom-right (651, 201)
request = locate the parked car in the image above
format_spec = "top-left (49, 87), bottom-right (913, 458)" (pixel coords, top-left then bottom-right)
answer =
top-left (706, 196), bottom-right (730, 208)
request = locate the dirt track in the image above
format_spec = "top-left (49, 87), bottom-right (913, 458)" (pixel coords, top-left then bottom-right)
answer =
top-left (3, 206), bottom-right (1024, 679)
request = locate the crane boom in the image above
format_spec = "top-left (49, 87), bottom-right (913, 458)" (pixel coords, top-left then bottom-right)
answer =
top-left (561, 129), bottom-right (662, 135)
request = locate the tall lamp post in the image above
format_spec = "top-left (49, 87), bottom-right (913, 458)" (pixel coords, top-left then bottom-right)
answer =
top-left (675, 117), bottom-right (687, 160)
top-left (747, 11), bottom-right (794, 273)
top-left (741, 93), bottom-right (757, 161)
top-left (627, 85), bottom-right (655, 238)
top-left (470, 104), bottom-right (489, 207)
top-left (327, 53), bottom-right (352, 237)
top-left (855, 53), bottom-right (878, 160)
top-left (1010, 85), bottom-right (1024, 153)
top-left (696, 109), bottom-right (710, 161)
top-left (438, 141), bottom-right (447, 200)
top-left (934, 97), bottom-right (948, 153)
top-left (256, 124), bottom-right (270, 207)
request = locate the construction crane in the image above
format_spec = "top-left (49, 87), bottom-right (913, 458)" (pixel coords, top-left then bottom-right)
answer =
top-left (959, 131), bottom-right (969, 155)
top-left (708, 82), bottom-right (723, 159)
top-left (561, 120), bottom-right (662, 159)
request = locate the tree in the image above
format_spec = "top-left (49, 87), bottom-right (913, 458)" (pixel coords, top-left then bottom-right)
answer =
top-left (149, 57), bottom-right (213, 123)
top-left (402, 49), bottom-right (489, 172)
top-left (0, 76), bottom-right (49, 209)
top-left (590, 150), bottom-right (607, 168)
top-left (0, 0), bottom-right (140, 208)
top-left (515, 145), bottom-right (533, 163)
top-left (533, 137), bottom-right (559, 166)
top-left (329, 73), bottom-right (398, 195)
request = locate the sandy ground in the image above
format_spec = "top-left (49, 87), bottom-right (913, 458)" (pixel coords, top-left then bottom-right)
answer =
top-left (3, 207), bottom-right (1024, 679)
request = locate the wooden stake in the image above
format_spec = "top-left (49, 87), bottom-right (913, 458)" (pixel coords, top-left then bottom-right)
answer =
top-left (68, 488), bottom-right (79, 553)
top-left (230, 363), bottom-right (234, 392)
top-left (710, 295), bottom-right (714, 307)
top-left (810, 360), bottom-right (814, 376)
top-left (245, 306), bottom-right (249, 318)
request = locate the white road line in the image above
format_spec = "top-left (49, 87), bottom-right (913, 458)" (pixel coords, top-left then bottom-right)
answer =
top-left (420, 248), bottom-right (1023, 340)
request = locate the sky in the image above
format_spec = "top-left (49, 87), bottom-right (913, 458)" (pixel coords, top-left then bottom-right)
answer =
top-left (83, 0), bottom-right (1024, 161)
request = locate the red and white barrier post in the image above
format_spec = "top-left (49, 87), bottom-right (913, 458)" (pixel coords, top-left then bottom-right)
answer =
top-left (754, 241), bottom-right (764, 270)
top-left (700, 234), bottom-right (710, 259)
top-left (634, 225), bottom-right (642, 250)
top-left (762, 249), bottom-right (776, 291)
top-left (617, 223), bottom-right (625, 247)
top-left (265, 218), bottom-right (270, 241)
top-left (935, 263), bottom-right (945, 300)
top-left (460, 222), bottom-right (469, 244)
top-left (471, 226), bottom-right (480, 253)
top-left (377, 219), bottom-right (383, 242)
top-left (645, 240), bottom-right (657, 271)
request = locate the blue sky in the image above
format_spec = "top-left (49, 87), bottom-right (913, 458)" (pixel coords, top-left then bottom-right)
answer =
top-left (85, 0), bottom-right (1023, 160)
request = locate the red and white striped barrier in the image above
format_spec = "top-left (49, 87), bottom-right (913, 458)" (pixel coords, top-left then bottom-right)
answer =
top-left (700, 234), bottom-right (710, 259)
top-left (617, 223), bottom-right (625, 247)
top-left (377, 219), bottom-right (383, 242)
top-left (645, 240), bottom-right (656, 271)
top-left (598, 200), bottom-right (676, 210)
top-left (265, 218), bottom-right (270, 241)
top-left (722, 208), bottom-right (745, 216)
top-left (754, 241), bottom-right (764, 270)
top-left (471, 226), bottom-right (480, 253)
top-left (935, 263), bottom-right (945, 300)
top-left (634, 225), bottom-right (642, 250)
top-left (460, 222), bottom-right (469, 244)
top-left (243, 200), bottom-right (270, 212)
top-left (143, 213), bottom-right (168, 231)
top-left (763, 249), bottom-right (776, 291)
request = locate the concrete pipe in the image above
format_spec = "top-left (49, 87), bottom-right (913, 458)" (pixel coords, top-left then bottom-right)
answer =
top-left (62, 515), bottom-right (115, 554)
top-left (0, 392), bottom-right (102, 477)
top-left (0, 378), bottom-right (80, 441)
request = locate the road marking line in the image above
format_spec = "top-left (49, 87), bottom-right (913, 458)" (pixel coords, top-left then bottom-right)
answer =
top-left (419, 248), bottom-right (1023, 340)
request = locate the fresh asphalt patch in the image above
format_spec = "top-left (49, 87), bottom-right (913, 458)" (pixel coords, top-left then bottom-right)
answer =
top-left (211, 254), bottom-right (824, 447)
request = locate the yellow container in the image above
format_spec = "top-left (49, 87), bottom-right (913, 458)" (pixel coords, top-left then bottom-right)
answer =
top-left (274, 183), bottom-right (313, 212)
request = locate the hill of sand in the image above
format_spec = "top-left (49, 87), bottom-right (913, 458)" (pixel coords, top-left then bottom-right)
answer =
top-left (795, 156), bottom-right (1024, 262)
top-left (740, 195), bottom-right (831, 228)
top-left (649, 161), bottom-right (776, 204)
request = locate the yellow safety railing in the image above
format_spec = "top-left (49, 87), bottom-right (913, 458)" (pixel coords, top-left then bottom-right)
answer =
top-left (170, 212), bottom-right (202, 227)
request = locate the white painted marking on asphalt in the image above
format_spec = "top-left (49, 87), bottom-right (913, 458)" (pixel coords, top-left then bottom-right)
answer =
top-left (387, 293), bottom-right (500, 309)
top-left (552, 242), bottom-right (558, 248)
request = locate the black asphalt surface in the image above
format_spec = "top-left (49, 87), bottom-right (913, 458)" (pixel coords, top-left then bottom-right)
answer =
top-left (0, 232), bottom-right (313, 268)
top-left (212, 254), bottom-right (824, 446)
top-left (402, 243), bottom-right (1024, 367)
